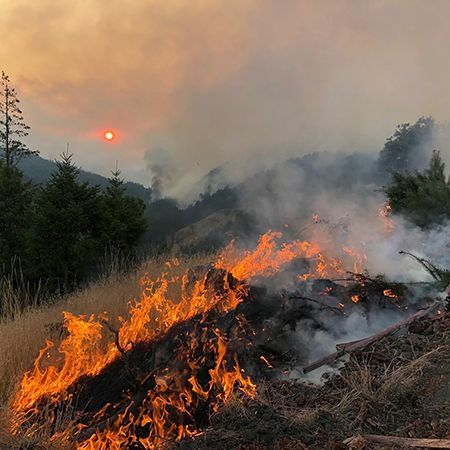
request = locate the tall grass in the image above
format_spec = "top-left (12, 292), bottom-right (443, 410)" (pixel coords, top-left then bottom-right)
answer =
top-left (0, 265), bottom-right (49, 321)
top-left (0, 253), bottom-right (211, 406)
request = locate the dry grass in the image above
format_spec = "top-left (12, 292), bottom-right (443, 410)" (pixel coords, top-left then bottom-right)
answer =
top-left (0, 254), bottom-right (212, 407)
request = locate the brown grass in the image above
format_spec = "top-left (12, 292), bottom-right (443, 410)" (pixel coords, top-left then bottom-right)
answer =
top-left (0, 254), bottom-right (212, 407)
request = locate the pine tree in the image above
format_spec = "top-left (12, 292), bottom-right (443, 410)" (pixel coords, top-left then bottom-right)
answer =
top-left (0, 71), bottom-right (38, 166)
top-left (28, 153), bottom-right (102, 291)
top-left (385, 150), bottom-right (450, 228)
top-left (0, 161), bottom-right (32, 276)
top-left (100, 166), bottom-right (147, 257)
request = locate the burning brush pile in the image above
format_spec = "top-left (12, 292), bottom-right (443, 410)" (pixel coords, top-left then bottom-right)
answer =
top-left (6, 231), bottom-right (449, 449)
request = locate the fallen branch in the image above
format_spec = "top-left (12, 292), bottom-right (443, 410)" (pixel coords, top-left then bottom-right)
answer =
top-left (399, 251), bottom-right (442, 280)
top-left (100, 319), bottom-right (141, 387)
top-left (289, 295), bottom-right (344, 314)
top-left (344, 434), bottom-right (450, 448)
top-left (303, 305), bottom-right (436, 374)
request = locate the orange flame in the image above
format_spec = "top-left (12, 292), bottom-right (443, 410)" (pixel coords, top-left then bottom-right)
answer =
top-left (12, 268), bottom-right (248, 441)
top-left (76, 332), bottom-right (255, 449)
top-left (217, 230), bottom-right (346, 281)
top-left (10, 229), bottom-right (373, 448)
top-left (343, 246), bottom-right (367, 273)
top-left (383, 289), bottom-right (398, 300)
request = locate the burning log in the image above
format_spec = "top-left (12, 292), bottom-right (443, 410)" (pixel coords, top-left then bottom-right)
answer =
top-left (344, 434), bottom-right (450, 448)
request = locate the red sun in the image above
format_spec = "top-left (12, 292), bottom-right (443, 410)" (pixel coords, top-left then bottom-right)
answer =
top-left (103, 130), bottom-right (116, 142)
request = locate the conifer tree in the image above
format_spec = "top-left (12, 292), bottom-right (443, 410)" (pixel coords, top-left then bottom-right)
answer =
top-left (0, 161), bottom-right (32, 276)
top-left (101, 165), bottom-right (147, 257)
top-left (28, 153), bottom-right (102, 290)
top-left (385, 150), bottom-right (450, 228)
top-left (0, 71), bottom-right (38, 166)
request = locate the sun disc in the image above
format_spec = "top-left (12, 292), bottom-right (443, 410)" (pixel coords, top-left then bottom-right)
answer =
top-left (104, 130), bottom-right (115, 141)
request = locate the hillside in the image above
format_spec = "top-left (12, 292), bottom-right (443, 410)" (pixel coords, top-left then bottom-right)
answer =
top-left (17, 154), bottom-right (152, 203)
top-left (0, 237), bottom-right (448, 449)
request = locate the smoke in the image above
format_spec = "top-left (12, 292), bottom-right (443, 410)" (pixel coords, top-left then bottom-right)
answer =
top-left (2, 0), bottom-right (450, 190)
top-left (145, 147), bottom-right (179, 200)
top-left (431, 123), bottom-right (450, 168)
top-left (224, 147), bottom-right (450, 285)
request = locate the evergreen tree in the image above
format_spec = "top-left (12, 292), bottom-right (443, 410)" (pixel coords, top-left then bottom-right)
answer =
top-left (0, 71), bottom-right (38, 166)
top-left (0, 161), bottom-right (32, 276)
top-left (100, 166), bottom-right (147, 257)
top-left (28, 153), bottom-right (102, 290)
top-left (385, 150), bottom-right (450, 228)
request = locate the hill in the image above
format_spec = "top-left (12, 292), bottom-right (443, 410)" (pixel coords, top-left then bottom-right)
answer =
top-left (17, 154), bottom-right (152, 203)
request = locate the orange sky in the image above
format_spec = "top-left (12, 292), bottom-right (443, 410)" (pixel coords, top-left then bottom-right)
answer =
top-left (1, 0), bottom-right (450, 197)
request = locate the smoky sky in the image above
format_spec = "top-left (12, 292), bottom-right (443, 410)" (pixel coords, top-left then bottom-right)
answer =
top-left (1, 0), bottom-right (450, 197)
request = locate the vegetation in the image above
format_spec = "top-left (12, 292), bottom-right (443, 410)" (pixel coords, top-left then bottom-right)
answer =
top-left (378, 116), bottom-right (434, 174)
top-left (0, 73), bottom-right (447, 313)
top-left (0, 162), bottom-right (32, 278)
top-left (99, 167), bottom-right (147, 257)
top-left (28, 153), bottom-right (105, 290)
top-left (0, 254), bottom-right (209, 404)
top-left (0, 71), bottom-right (147, 298)
top-left (385, 150), bottom-right (450, 228)
top-left (0, 71), bottom-right (37, 166)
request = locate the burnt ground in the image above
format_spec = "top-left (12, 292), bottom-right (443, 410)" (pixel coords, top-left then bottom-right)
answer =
top-left (181, 309), bottom-right (450, 450)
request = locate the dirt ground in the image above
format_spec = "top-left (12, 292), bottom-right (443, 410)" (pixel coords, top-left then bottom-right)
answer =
top-left (183, 308), bottom-right (450, 450)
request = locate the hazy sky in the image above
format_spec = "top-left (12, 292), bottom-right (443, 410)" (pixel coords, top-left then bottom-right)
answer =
top-left (1, 0), bottom-right (450, 196)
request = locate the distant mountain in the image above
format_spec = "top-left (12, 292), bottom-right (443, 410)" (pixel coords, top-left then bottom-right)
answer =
top-left (144, 151), bottom-right (381, 252)
top-left (18, 154), bottom-right (152, 203)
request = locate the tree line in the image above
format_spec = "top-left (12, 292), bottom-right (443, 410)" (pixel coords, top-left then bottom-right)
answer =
top-left (0, 71), bottom-right (147, 296)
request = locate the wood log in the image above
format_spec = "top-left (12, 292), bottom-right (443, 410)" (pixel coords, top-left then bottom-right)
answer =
top-left (303, 306), bottom-right (435, 374)
top-left (344, 434), bottom-right (450, 448)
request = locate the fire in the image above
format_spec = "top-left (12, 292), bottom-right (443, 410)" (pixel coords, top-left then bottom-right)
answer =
top-left (76, 332), bottom-right (255, 449)
top-left (343, 246), bottom-right (367, 273)
top-left (383, 289), bottom-right (398, 300)
top-left (351, 295), bottom-right (360, 303)
top-left (11, 266), bottom-right (249, 446)
top-left (217, 230), bottom-right (346, 281)
top-left (10, 229), bottom-right (374, 448)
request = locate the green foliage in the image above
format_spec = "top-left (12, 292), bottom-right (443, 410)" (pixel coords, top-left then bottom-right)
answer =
top-left (385, 150), bottom-right (450, 228)
top-left (28, 153), bottom-right (103, 291)
top-left (0, 71), bottom-right (38, 166)
top-left (0, 162), bottom-right (32, 276)
top-left (25, 156), bottom-right (148, 292)
top-left (100, 168), bottom-right (147, 256)
top-left (378, 117), bottom-right (434, 174)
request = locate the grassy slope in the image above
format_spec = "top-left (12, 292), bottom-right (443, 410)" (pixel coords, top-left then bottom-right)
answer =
top-left (0, 255), bottom-right (210, 407)
top-left (0, 256), bottom-right (448, 449)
